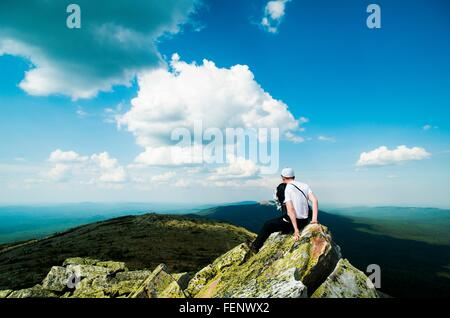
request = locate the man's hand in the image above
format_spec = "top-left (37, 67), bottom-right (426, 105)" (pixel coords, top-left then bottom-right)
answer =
top-left (293, 229), bottom-right (300, 241)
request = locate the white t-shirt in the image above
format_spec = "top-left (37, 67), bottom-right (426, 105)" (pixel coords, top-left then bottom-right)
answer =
top-left (284, 181), bottom-right (312, 219)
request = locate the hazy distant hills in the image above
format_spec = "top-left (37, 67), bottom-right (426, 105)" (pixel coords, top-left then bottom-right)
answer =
top-left (198, 203), bottom-right (450, 298)
top-left (0, 214), bottom-right (254, 290)
top-left (0, 202), bottom-right (258, 244)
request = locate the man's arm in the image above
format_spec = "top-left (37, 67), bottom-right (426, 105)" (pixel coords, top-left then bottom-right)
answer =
top-left (286, 201), bottom-right (300, 241)
top-left (308, 192), bottom-right (319, 224)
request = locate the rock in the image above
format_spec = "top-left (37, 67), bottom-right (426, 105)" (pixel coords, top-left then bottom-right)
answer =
top-left (63, 257), bottom-right (99, 266)
top-left (311, 259), bottom-right (379, 298)
top-left (187, 224), bottom-right (340, 298)
top-left (185, 243), bottom-right (249, 297)
top-left (7, 285), bottom-right (57, 298)
top-left (115, 270), bottom-right (152, 281)
top-left (108, 270), bottom-right (154, 297)
top-left (173, 272), bottom-right (192, 291)
top-left (159, 272), bottom-right (192, 298)
top-left (95, 261), bottom-right (127, 273)
top-left (0, 290), bottom-right (12, 298)
top-left (71, 275), bottom-right (111, 298)
top-left (66, 264), bottom-right (112, 279)
top-left (42, 266), bottom-right (73, 292)
top-left (158, 279), bottom-right (186, 298)
top-left (63, 257), bottom-right (126, 273)
top-left (293, 224), bottom-right (342, 294)
top-left (108, 279), bottom-right (144, 297)
top-left (129, 264), bottom-right (175, 298)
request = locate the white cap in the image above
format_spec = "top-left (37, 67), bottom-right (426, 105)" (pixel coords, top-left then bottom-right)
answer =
top-left (281, 167), bottom-right (295, 178)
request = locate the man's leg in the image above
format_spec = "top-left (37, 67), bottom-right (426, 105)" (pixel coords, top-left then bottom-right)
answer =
top-left (251, 217), bottom-right (291, 251)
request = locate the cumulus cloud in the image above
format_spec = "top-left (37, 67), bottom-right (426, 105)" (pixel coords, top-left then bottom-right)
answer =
top-left (356, 145), bottom-right (431, 167)
top-left (151, 171), bottom-right (176, 183)
top-left (49, 149), bottom-right (88, 163)
top-left (210, 156), bottom-right (261, 180)
top-left (90, 152), bottom-right (127, 183)
top-left (47, 164), bottom-right (72, 182)
top-left (46, 150), bottom-right (126, 185)
top-left (0, 0), bottom-right (198, 99)
top-left (261, 0), bottom-right (291, 33)
top-left (118, 54), bottom-right (304, 167)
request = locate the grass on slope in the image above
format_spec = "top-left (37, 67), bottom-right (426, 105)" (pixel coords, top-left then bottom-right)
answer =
top-left (0, 213), bottom-right (255, 290)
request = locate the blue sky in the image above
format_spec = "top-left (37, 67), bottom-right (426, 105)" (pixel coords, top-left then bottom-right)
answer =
top-left (0, 0), bottom-right (449, 207)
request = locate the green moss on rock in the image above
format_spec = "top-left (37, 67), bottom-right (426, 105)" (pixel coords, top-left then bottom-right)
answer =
top-left (311, 259), bottom-right (379, 298)
top-left (188, 224), bottom-right (340, 298)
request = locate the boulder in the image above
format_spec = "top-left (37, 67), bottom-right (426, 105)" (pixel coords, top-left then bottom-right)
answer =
top-left (42, 266), bottom-right (70, 292)
top-left (186, 224), bottom-right (340, 298)
top-left (129, 264), bottom-right (175, 298)
top-left (0, 290), bottom-right (12, 298)
top-left (311, 258), bottom-right (379, 298)
top-left (7, 285), bottom-right (57, 298)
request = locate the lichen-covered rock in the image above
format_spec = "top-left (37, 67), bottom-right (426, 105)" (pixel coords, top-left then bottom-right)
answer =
top-left (129, 264), bottom-right (174, 298)
top-left (292, 224), bottom-right (342, 294)
top-left (115, 270), bottom-right (152, 282)
top-left (7, 285), bottom-right (57, 298)
top-left (71, 275), bottom-right (111, 298)
top-left (311, 259), bottom-right (379, 298)
top-left (63, 257), bottom-right (99, 266)
top-left (185, 243), bottom-right (249, 297)
top-left (65, 264), bottom-right (112, 279)
top-left (0, 290), bottom-right (12, 298)
top-left (187, 224), bottom-right (340, 298)
top-left (42, 266), bottom-right (70, 292)
top-left (95, 261), bottom-right (126, 273)
top-left (158, 272), bottom-right (192, 298)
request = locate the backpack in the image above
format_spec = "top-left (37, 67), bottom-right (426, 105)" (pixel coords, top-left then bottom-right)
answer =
top-left (276, 183), bottom-right (288, 217)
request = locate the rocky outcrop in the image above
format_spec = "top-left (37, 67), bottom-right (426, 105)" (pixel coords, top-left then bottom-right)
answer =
top-left (0, 224), bottom-right (379, 298)
top-left (186, 224), bottom-right (342, 298)
top-left (311, 258), bottom-right (378, 298)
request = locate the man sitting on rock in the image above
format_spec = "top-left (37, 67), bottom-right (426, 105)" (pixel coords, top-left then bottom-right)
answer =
top-left (251, 168), bottom-right (319, 252)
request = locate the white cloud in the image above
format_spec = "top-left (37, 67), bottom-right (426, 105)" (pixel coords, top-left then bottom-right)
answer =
top-left (356, 145), bottom-right (431, 167)
top-left (49, 149), bottom-right (88, 163)
top-left (210, 156), bottom-right (261, 180)
top-left (151, 171), bottom-right (176, 183)
top-left (118, 54), bottom-right (304, 166)
top-left (46, 150), bottom-right (126, 184)
top-left (423, 124), bottom-right (438, 131)
top-left (90, 152), bottom-right (127, 183)
top-left (261, 0), bottom-right (291, 33)
top-left (76, 107), bottom-right (88, 118)
top-left (0, 0), bottom-right (198, 99)
top-left (48, 164), bottom-right (71, 182)
top-left (318, 135), bottom-right (335, 142)
top-left (134, 145), bottom-right (210, 167)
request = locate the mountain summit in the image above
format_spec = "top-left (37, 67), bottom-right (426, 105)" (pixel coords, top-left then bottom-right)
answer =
top-left (0, 223), bottom-right (378, 298)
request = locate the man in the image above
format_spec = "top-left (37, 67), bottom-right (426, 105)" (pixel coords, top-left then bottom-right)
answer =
top-left (251, 167), bottom-right (319, 252)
